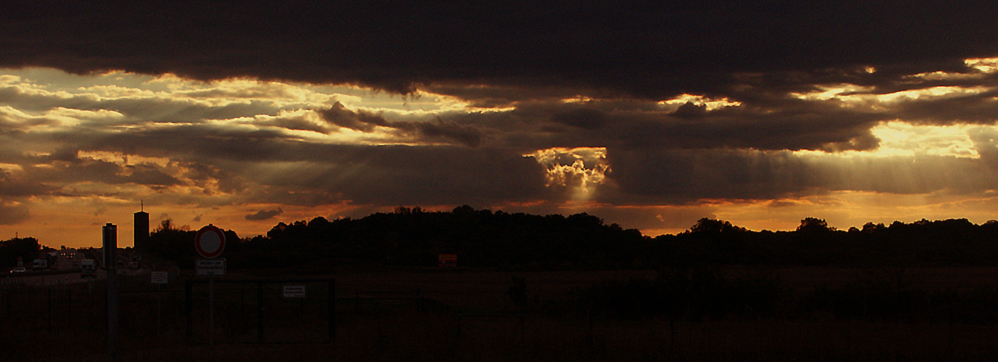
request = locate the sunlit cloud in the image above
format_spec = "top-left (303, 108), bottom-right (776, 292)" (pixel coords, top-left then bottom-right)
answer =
top-left (876, 86), bottom-right (990, 102)
top-left (659, 93), bottom-right (742, 110)
top-left (965, 57), bottom-right (998, 73)
top-left (793, 121), bottom-right (984, 159)
top-left (525, 147), bottom-right (610, 200)
top-left (793, 85), bottom-right (988, 104)
top-left (791, 84), bottom-right (875, 101)
top-left (4, 51), bottom-right (998, 247)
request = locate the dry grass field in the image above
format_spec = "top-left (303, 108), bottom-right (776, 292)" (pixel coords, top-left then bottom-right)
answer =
top-left (5, 266), bottom-right (998, 361)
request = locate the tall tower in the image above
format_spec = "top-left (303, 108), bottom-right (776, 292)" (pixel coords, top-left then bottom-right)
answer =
top-left (133, 202), bottom-right (149, 250)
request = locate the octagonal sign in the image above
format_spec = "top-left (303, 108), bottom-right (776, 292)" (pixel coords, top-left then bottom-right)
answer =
top-left (195, 224), bottom-right (226, 258)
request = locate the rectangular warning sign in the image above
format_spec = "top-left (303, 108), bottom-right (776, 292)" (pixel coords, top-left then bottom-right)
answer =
top-left (196, 258), bottom-right (226, 276)
top-left (283, 285), bottom-right (306, 298)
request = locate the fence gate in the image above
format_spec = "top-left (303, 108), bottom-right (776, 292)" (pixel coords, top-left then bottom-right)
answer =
top-left (185, 278), bottom-right (334, 344)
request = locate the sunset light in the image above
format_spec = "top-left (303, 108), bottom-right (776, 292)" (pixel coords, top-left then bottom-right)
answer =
top-left (0, 4), bottom-right (997, 249)
top-left (8, 4), bottom-right (998, 360)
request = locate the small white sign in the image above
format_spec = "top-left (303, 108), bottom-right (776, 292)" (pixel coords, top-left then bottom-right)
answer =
top-left (196, 259), bottom-right (226, 276)
top-left (283, 285), bottom-right (306, 298)
top-left (151, 271), bottom-right (169, 284)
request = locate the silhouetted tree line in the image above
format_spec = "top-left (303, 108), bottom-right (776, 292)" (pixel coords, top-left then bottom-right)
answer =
top-left (653, 217), bottom-right (998, 267)
top-left (144, 219), bottom-right (240, 268)
top-left (141, 207), bottom-right (998, 270)
top-left (572, 264), bottom-right (998, 323)
top-left (235, 206), bottom-right (646, 270)
top-left (0, 237), bottom-right (39, 269)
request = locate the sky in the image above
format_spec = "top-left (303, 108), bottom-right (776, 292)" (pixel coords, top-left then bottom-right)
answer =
top-left (4, 1), bottom-right (998, 248)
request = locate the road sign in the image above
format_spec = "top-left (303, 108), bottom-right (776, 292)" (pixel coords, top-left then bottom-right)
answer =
top-left (438, 253), bottom-right (457, 268)
top-left (196, 259), bottom-right (226, 276)
top-left (283, 285), bottom-right (306, 298)
top-left (151, 271), bottom-right (169, 284)
top-left (195, 225), bottom-right (226, 258)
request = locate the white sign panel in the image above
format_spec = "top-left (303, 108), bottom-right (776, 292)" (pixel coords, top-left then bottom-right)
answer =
top-left (283, 285), bottom-right (306, 298)
top-left (196, 259), bottom-right (226, 276)
top-left (151, 271), bottom-right (169, 284)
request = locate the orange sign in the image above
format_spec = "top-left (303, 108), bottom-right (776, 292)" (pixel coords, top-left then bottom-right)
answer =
top-left (438, 254), bottom-right (457, 268)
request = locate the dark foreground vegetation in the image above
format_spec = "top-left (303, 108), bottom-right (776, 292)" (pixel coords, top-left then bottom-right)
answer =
top-left (7, 207), bottom-right (998, 361)
top-left (5, 267), bottom-right (998, 362)
top-left (142, 206), bottom-right (998, 271)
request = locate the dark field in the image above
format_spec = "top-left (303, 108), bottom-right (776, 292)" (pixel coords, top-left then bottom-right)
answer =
top-left (5, 266), bottom-right (998, 361)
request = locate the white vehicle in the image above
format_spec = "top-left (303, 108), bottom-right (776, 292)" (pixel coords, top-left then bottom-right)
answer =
top-left (32, 258), bottom-right (47, 270)
top-left (9, 266), bottom-right (26, 274)
top-left (80, 259), bottom-right (97, 278)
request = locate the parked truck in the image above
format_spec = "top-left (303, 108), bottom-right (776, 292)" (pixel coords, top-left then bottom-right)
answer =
top-left (80, 259), bottom-right (97, 278)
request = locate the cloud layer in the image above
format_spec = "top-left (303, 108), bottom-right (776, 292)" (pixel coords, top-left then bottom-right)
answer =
top-left (2, 2), bottom-right (998, 245)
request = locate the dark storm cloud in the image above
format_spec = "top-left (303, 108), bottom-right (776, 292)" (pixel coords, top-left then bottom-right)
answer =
top-left (223, 143), bottom-right (549, 206)
top-left (289, 145), bottom-right (546, 205)
top-left (318, 103), bottom-right (483, 147)
top-left (252, 117), bottom-right (330, 134)
top-left (0, 169), bottom-right (57, 197)
top-left (6, 0), bottom-right (998, 223)
top-left (35, 122), bottom-right (547, 206)
top-left (245, 207), bottom-right (283, 221)
top-left (0, 112), bottom-right (58, 131)
top-left (0, 203), bottom-right (29, 225)
top-left (0, 146), bottom-right (182, 201)
top-left (550, 108), bottom-right (609, 130)
top-left (408, 117), bottom-right (483, 147)
top-left (4, 1), bottom-right (997, 101)
top-left (0, 83), bottom-right (283, 126)
top-left (24, 156), bottom-right (181, 187)
top-left (447, 98), bottom-right (885, 154)
top-left (601, 145), bottom-right (998, 205)
top-left (318, 102), bottom-right (389, 132)
top-left (894, 89), bottom-right (998, 124)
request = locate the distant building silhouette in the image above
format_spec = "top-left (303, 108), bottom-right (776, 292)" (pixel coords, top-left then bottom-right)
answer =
top-left (134, 204), bottom-right (149, 250)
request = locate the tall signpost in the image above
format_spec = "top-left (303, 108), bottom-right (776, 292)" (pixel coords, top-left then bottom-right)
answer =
top-left (195, 224), bottom-right (225, 345)
top-left (102, 223), bottom-right (118, 362)
top-left (151, 271), bottom-right (169, 336)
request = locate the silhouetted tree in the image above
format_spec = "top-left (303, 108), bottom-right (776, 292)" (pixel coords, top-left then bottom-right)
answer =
top-left (797, 217), bottom-right (833, 233)
top-left (0, 237), bottom-right (39, 269)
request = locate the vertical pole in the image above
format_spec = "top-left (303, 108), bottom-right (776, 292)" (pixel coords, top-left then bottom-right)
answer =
top-left (185, 280), bottom-right (193, 342)
top-left (334, 279), bottom-right (336, 343)
top-left (209, 277), bottom-right (214, 345)
top-left (519, 315), bottom-right (525, 345)
top-left (66, 289), bottom-right (72, 329)
top-left (588, 309), bottom-right (594, 352)
top-left (103, 223), bottom-right (118, 362)
top-left (669, 317), bottom-right (676, 353)
top-left (47, 288), bottom-right (52, 333)
top-left (157, 283), bottom-right (162, 336)
top-left (257, 282), bottom-right (264, 344)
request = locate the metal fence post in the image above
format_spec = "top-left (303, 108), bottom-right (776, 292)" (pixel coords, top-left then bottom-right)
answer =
top-left (185, 279), bottom-right (193, 343)
top-left (334, 279), bottom-right (336, 343)
top-left (257, 281), bottom-right (264, 344)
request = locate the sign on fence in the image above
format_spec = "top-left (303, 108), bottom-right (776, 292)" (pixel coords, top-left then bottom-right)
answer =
top-left (438, 253), bottom-right (457, 268)
top-left (151, 271), bottom-right (169, 284)
top-left (196, 259), bottom-right (226, 276)
top-left (284, 285), bottom-right (306, 298)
